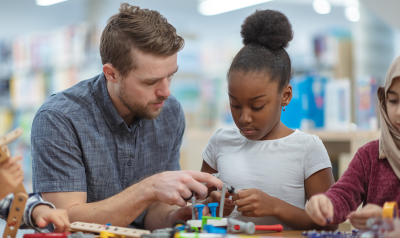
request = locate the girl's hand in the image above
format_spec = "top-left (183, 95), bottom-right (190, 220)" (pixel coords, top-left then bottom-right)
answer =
top-left (305, 194), bottom-right (334, 226)
top-left (232, 188), bottom-right (277, 217)
top-left (0, 156), bottom-right (24, 199)
top-left (32, 205), bottom-right (70, 233)
top-left (385, 218), bottom-right (400, 238)
top-left (208, 191), bottom-right (235, 217)
top-left (347, 204), bottom-right (382, 230)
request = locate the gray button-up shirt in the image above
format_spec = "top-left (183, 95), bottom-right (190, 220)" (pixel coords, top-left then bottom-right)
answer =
top-left (31, 73), bottom-right (184, 228)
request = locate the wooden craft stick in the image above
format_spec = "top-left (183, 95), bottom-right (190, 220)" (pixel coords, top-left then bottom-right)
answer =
top-left (70, 222), bottom-right (150, 238)
top-left (3, 192), bottom-right (28, 238)
top-left (0, 128), bottom-right (23, 148)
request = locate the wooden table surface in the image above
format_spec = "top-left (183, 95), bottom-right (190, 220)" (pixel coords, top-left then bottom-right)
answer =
top-left (250, 231), bottom-right (304, 237)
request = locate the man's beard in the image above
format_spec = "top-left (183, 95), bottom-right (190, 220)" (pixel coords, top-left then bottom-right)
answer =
top-left (117, 87), bottom-right (168, 120)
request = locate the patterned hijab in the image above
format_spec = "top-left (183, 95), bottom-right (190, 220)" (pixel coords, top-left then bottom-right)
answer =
top-left (378, 56), bottom-right (400, 179)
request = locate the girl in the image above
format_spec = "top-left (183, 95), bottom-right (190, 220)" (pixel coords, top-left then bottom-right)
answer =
top-left (306, 56), bottom-right (400, 231)
top-left (201, 10), bottom-right (335, 230)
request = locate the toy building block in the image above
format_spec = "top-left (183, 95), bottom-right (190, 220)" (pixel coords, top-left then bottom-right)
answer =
top-left (191, 197), bottom-right (196, 220)
top-left (207, 203), bottom-right (218, 218)
top-left (24, 233), bottom-right (71, 238)
top-left (254, 225), bottom-right (283, 232)
top-left (24, 232), bottom-right (94, 238)
top-left (226, 218), bottom-right (255, 235)
top-left (1, 128), bottom-right (28, 238)
top-left (69, 222), bottom-right (150, 238)
top-left (193, 204), bottom-right (205, 220)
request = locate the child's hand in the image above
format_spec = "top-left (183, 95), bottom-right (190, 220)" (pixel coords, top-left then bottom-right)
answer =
top-left (232, 188), bottom-right (277, 217)
top-left (0, 156), bottom-right (24, 199)
top-left (32, 205), bottom-right (70, 233)
top-left (385, 218), bottom-right (400, 238)
top-left (209, 191), bottom-right (235, 217)
top-left (305, 194), bottom-right (334, 226)
top-left (347, 204), bottom-right (382, 230)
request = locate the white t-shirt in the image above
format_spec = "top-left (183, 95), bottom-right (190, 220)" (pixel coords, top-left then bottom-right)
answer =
top-left (202, 127), bottom-right (332, 230)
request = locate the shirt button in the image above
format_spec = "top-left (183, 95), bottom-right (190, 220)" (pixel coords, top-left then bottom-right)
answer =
top-left (127, 160), bottom-right (132, 166)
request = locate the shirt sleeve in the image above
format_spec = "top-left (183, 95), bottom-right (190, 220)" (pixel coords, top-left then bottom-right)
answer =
top-left (165, 102), bottom-right (185, 171)
top-left (325, 149), bottom-right (367, 224)
top-left (202, 128), bottom-right (223, 170)
top-left (31, 110), bottom-right (87, 193)
top-left (304, 135), bottom-right (332, 179)
top-left (0, 193), bottom-right (55, 232)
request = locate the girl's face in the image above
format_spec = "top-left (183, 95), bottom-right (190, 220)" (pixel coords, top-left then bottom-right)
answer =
top-left (228, 71), bottom-right (292, 141)
top-left (386, 77), bottom-right (400, 131)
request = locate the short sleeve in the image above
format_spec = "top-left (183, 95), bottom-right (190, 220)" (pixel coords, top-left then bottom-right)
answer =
top-left (202, 128), bottom-right (223, 170)
top-left (304, 135), bottom-right (332, 179)
top-left (32, 110), bottom-right (87, 193)
top-left (165, 102), bottom-right (185, 171)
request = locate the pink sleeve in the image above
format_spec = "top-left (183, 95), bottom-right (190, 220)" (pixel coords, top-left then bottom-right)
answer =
top-left (325, 148), bottom-right (369, 224)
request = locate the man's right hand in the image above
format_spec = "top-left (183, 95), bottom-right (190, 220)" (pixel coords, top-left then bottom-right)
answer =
top-left (305, 194), bottom-right (334, 226)
top-left (144, 171), bottom-right (223, 207)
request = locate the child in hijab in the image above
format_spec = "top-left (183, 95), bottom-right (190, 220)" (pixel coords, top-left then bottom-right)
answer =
top-left (305, 55), bottom-right (400, 231)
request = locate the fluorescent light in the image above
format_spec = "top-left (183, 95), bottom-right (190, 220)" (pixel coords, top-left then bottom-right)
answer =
top-left (345, 0), bottom-right (359, 8)
top-left (198, 0), bottom-right (274, 16)
top-left (313, 0), bottom-right (331, 14)
top-left (345, 6), bottom-right (360, 22)
top-left (36, 0), bottom-right (68, 6)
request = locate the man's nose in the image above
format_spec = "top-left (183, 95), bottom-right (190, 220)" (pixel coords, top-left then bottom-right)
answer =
top-left (156, 78), bottom-right (171, 98)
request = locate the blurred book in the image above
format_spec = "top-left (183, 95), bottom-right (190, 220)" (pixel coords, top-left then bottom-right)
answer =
top-left (356, 76), bottom-right (378, 131)
top-left (282, 76), bottom-right (326, 130)
top-left (324, 79), bottom-right (351, 131)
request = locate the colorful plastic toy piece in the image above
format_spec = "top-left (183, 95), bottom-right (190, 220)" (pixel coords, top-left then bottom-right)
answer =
top-left (194, 204), bottom-right (205, 220)
top-left (226, 218), bottom-right (255, 234)
top-left (207, 203), bottom-right (218, 217)
top-left (202, 225), bottom-right (226, 234)
top-left (254, 224), bottom-right (284, 232)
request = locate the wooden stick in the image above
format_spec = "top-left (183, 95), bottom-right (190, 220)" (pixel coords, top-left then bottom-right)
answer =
top-left (70, 222), bottom-right (150, 238)
top-left (0, 128), bottom-right (23, 148)
top-left (0, 128), bottom-right (28, 238)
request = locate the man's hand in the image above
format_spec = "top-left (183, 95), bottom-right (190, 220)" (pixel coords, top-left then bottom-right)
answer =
top-left (232, 188), bottom-right (277, 217)
top-left (145, 171), bottom-right (223, 207)
top-left (32, 205), bottom-right (70, 233)
top-left (209, 191), bottom-right (235, 217)
top-left (305, 194), bottom-right (334, 226)
top-left (0, 156), bottom-right (24, 199)
top-left (347, 204), bottom-right (382, 230)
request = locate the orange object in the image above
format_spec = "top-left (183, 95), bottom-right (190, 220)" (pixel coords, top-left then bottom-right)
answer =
top-left (382, 201), bottom-right (399, 219)
top-left (255, 224), bottom-right (284, 232)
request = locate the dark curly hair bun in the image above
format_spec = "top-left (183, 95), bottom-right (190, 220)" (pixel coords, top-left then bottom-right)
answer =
top-left (241, 9), bottom-right (293, 50)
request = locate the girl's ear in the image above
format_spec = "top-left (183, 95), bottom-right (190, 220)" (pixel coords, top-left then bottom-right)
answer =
top-left (281, 84), bottom-right (292, 107)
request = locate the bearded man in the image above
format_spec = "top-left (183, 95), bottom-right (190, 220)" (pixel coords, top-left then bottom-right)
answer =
top-left (31, 3), bottom-right (222, 230)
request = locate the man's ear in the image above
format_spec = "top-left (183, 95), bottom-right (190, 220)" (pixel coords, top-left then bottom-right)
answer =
top-left (281, 84), bottom-right (293, 107)
top-left (103, 64), bottom-right (119, 83)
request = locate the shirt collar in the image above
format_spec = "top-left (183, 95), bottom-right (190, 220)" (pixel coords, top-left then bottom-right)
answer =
top-left (93, 73), bottom-right (127, 132)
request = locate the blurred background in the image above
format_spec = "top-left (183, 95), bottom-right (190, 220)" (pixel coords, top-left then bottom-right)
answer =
top-left (0, 0), bottom-right (399, 192)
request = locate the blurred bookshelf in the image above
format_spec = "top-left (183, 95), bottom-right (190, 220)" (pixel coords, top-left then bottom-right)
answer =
top-left (0, 23), bottom-right (103, 191)
top-left (0, 22), bottom-right (383, 191)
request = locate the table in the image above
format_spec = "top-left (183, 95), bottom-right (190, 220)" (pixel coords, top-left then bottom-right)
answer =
top-left (254, 231), bottom-right (304, 237)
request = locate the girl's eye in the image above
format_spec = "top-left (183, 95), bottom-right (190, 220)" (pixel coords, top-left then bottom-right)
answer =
top-left (388, 100), bottom-right (398, 104)
top-left (252, 106), bottom-right (264, 111)
top-left (230, 104), bottom-right (240, 108)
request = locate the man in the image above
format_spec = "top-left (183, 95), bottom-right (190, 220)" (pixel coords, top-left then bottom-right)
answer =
top-left (31, 3), bottom-right (222, 230)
